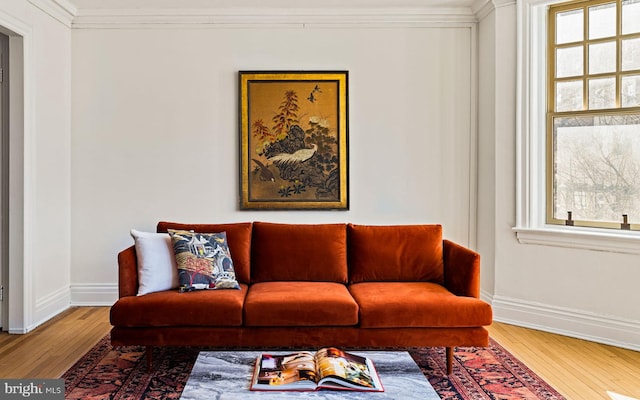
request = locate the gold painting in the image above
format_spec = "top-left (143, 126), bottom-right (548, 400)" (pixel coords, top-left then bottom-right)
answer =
top-left (240, 71), bottom-right (349, 210)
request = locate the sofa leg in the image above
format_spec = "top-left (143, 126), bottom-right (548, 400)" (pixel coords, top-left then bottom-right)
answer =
top-left (446, 347), bottom-right (454, 375)
top-left (146, 346), bottom-right (153, 372)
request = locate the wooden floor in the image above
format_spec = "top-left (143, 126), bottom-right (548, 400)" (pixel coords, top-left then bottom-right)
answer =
top-left (0, 307), bottom-right (111, 378)
top-left (0, 307), bottom-right (639, 399)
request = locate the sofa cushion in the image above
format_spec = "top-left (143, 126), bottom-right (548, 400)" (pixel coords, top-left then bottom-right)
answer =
top-left (130, 229), bottom-right (179, 296)
top-left (244, 282), bottom-right (358, 326)
top-left (168, 230), bottom-right (240, 290)
top-left (349, 282), bottom-right (492, 328)
top-left (348, 224), bottom-right (444, 284)
top-left (251, 222), bottom-right (348, 283)
top-left (157, 221), bottom-right (252, 284)
top-left (110, 283), bottom-right (249, 327)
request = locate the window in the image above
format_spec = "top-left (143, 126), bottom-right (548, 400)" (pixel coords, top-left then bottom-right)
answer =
top-left (548, 0), bottom-right (640, 231)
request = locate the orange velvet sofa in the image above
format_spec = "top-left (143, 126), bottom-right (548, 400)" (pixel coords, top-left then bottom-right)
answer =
top-left (110, 221), bottom-right (492, 374)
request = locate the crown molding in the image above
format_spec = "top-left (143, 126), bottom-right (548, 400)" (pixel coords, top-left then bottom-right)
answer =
top-left (28, 0), bottom-right (77, 28)
top-left (471, 0), bottom-right (494, 19)
top-left (24, 1), bottom-right (483, 29)
top-left (471, 0), bottom-right (516, 20)
top-left (71, 7), bottom-right (479, 29)
top-left (20, 0), bottom-right (531, 28)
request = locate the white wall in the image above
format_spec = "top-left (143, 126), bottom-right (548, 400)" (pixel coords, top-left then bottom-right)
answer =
top-left (479, 2), bottom-right (640, 350)
top-left (0, 0), bottom-right (72, 332)
top-left (70, 23), bottom-right (477, 302)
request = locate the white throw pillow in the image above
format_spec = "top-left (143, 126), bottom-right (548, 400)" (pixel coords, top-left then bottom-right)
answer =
top-left (131, 229), bottom-right (179, 295)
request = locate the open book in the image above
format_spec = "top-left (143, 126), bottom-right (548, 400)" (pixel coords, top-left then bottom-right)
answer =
top-left (250, 347), bottom-right (384, 392)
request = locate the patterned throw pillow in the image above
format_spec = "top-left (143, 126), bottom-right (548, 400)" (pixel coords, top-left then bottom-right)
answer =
top-left (168, 229), bottom-right (240, 290)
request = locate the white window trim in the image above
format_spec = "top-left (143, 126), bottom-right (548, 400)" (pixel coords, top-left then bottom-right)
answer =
top-left (514, 0), bottom-right (640, 255)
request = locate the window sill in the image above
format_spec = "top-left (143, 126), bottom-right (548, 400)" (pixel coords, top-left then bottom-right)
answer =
top-left (513, 226), bottom-right (640, 255)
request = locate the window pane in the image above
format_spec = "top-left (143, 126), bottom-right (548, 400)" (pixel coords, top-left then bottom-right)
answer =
top-left (589, 41), bottom-right (616, 74)
top-left (589, 77), bottom-right (616, 109)
top-left (622, 0), bottom-right (640, 35)
top-left (553, 114), bottom-right (640, 224)
top-left (589, 3), bottom-right (617, 39)
top-left (622, 75), bottom-right (640, 106)
top-left (557, 46), bottom-right (583, 77)
top-left (556, 80), bottom-right (584, 111)
top-left (622, 37), bottom-right (640, 71)
top-left (556, 9), bottom-right (583, 44)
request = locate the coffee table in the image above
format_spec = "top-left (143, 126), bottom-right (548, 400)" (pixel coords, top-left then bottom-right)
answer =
top-left (180, 350), bottom-right (440, 399)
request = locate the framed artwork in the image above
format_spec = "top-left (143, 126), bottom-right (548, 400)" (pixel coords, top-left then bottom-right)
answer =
top-left (239, 71), bottom-right (349, 210)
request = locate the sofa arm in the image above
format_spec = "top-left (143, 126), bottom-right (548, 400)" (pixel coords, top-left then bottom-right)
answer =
top-left (117, 246), bottom-right (138, 298)
top-left (443, 240), bottom-right (480, 298)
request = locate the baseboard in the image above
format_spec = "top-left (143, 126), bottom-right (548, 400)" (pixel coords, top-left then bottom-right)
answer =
top-left (28, 286), bottom-right (71, 333)
top-left (480, 288), bottom-right (494, 304)
top-left (492, 295), bottom-right (640, 352)
top-left (70, 283), bottom-right (118, 306)
top-left (7, 284), bottom-right (116, 334)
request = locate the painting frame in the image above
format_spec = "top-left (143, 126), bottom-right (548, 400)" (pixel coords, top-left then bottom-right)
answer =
top-left (239, 71), bottom-right (349, 210)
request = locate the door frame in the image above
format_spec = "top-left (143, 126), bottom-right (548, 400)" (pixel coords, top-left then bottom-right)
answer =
top-left (0, 9), bottom-right (31, 333)
top-left (0, 32), bottom-right (8, 330)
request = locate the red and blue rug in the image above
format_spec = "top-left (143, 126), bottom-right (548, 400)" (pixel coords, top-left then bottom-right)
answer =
top-left (63, 335), bottom-right (565, 399)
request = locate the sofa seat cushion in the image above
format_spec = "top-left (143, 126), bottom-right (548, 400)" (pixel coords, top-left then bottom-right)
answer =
top-left (251, 222), bottom-right (348, 283)
top-left (110, 283), bottom-right (249, 327)
top-left (349, 282), bottom-right (492, 328)
top-left (244, 282), bottom-right (359, 327)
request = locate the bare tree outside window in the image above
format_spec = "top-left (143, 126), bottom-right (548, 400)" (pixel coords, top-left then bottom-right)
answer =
top-left (553, 115), bottom-right (640, 224)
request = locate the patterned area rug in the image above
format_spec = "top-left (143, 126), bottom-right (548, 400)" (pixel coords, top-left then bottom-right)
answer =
top-left (63, 335), bottom-right (566, 399)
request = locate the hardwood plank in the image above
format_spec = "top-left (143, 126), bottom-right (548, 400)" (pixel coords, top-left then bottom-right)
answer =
top-left (0, 307), bottom-right (111, 378)
top-left (487, 322), bottom-right (640, 399)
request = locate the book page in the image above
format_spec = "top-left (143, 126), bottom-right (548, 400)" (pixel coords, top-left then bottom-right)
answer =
top-left (315, 348), bottom-right (378, 389)
top-left (253, 352), bottom-right (318, 389)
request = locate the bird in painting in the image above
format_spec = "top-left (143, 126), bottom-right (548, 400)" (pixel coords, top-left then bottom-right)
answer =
top-left (252, 158), bottom-right (276, 182)
top-left (307, 85), bottom-right (322, 103)
top-left (268, 144), bottom-right (318, 166)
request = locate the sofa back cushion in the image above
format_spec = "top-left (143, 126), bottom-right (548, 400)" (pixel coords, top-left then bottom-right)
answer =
top-left (348, 224), bottom-right (444, 284)
top-left (251, 222), bottom-right (348, 283)
top-left (156, 221), bottom-right (253, 284)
